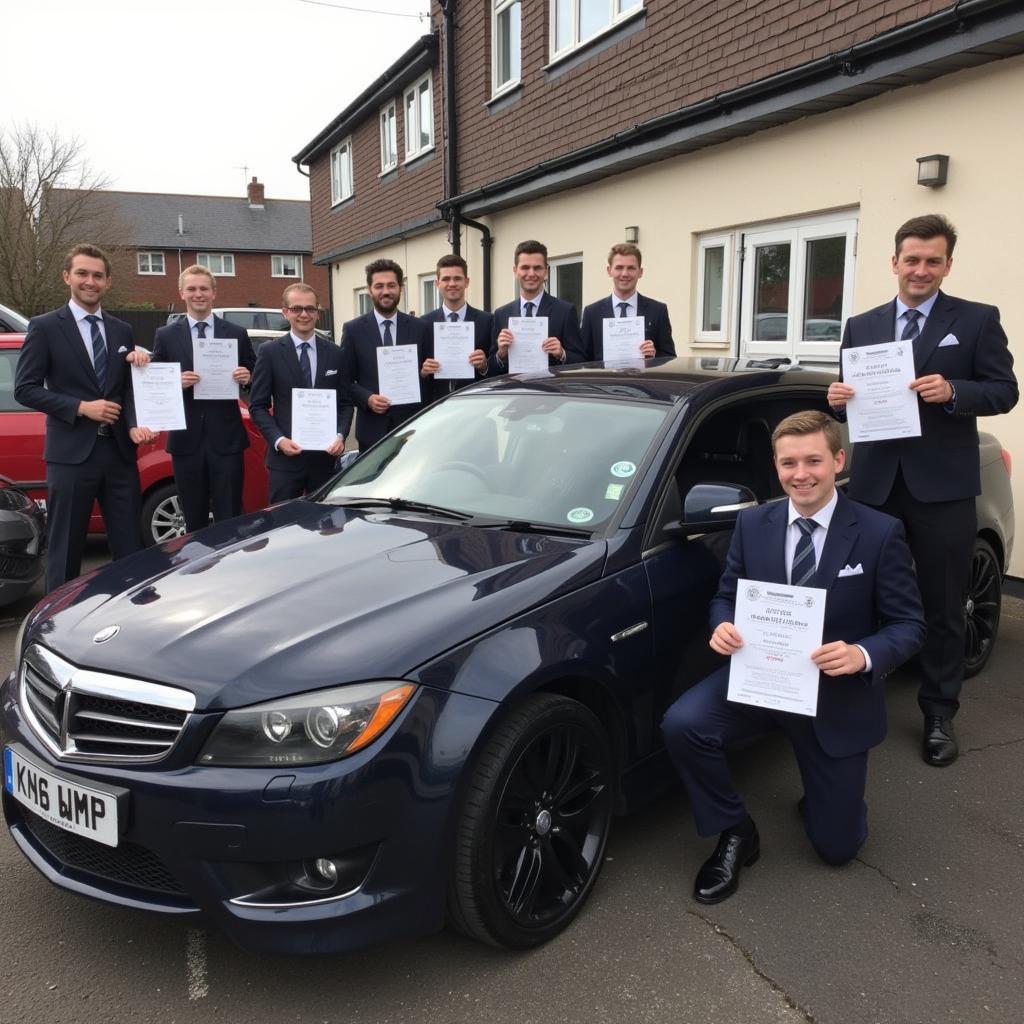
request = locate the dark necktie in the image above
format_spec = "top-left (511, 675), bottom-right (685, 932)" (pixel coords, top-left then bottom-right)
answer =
top-left (196, 321), bottom-right (208, 338)
top-left (448, 312), bottom-right (459, 322)
top-left (524, 301), bottom-right (534, 318)
top-left (791, 518), bottom-right (818, 587)
top-left (299, 341), bottom-right (312, 388)
top-left (617, 302), bottom-right (629, 318)
top-left (901, 309), bottom-right (921, 343)
top-left (383, 320), bottom-right (394, 346)
top-left (84, 314), bottom-right (107, 388)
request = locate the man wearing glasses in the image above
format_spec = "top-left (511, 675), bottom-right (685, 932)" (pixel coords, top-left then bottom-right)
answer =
top-left (250, 284), bottom-right (352, 502)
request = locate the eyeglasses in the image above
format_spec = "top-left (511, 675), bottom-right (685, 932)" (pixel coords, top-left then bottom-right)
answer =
top-left (286, 305), bottom-right (319, 315)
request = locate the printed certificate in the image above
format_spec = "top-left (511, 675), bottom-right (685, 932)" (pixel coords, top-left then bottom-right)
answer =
top-left (291, 388), bottom-right (337, 451)
top-left (602, 317), bottom-right (645, 363)
top-left (727, 579), bottom-right (826, 717)
top-left (131, 362), bottom-right (186, 432)
top-left (192, 338), bottom-right (239, 400)
top-left (507, 316), bottom-right (550, 374)
top-left (433, 321), bottom-right (476, 380)
top-left (376, 344), bottom-right (422, 405)
top-left (842, 341), bottom-right (921, 442)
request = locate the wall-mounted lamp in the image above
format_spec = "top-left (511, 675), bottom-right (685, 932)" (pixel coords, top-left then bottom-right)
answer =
top-left (916, 154), bottom-right (949, 188)
top-left (625, 225), bottom-right (639, 243)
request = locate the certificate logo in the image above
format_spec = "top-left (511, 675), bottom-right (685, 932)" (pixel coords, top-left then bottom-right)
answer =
top-left (895, 345), bottom-right (905, 358)
top-left (804, 595), bottom-right (815, 608)
top-left (848, 350), bottom-right (860, 364)
top-left (745, 585), bottom-right (761, 602)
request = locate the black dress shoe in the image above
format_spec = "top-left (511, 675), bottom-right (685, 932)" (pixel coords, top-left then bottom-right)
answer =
top-left (693, 820), bottom-right (760, 904)
top-left (923, 716), bottom-right (958, 766)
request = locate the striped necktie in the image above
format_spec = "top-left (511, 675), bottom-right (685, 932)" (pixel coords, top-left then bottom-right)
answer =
top-left (901, 309), bottom-right (921, 342)
top-left (791, 518), bottom-right (818, 587)
top-left (84, 314), bottom-right (107, 387)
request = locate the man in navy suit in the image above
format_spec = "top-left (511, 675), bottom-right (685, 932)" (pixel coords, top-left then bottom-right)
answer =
top-left (661, 411), bottom-right (924, 904)
top-left (419, 254), bottom-right (493, 400)
top-left (249, 283), bottom-right (351, 503)
top-left (151, 265), bottom-right (256, 532)
top-left (828, 215), bottom-right (1017, 766)
top-left (489, 240), bottom-right (583, 372)
top-left (579, 243), bottom-right (675, 362)
top-left (338, 258), bottom-right (432, 450)
top-left (15, 244), bottom-right (156, 592)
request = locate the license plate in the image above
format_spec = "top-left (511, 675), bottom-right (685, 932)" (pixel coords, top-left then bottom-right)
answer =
top-left (4, 746), bottom-right (121, 848)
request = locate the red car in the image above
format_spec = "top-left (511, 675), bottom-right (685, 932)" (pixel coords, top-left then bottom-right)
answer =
top-left (0, 333), bottom-right (269, 545)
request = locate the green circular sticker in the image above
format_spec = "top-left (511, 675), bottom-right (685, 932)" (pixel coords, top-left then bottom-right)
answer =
top-left (610, 461), bottom-right (636, 478)
top-left (567, 507), bottom-right (594, 524)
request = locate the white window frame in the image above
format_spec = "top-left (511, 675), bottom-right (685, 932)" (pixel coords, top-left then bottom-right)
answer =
top-left (403, 74), bottom-right (434, 162)
top-left (271, 254), bottom-right (301, 278)
top-left (419, 274), bottom-right (439, 315)
top-left (197, 253), bottom-right (235, 277)
top-left (694, 234), bottom-right (733, 343)
top-left (492, 0), bottom-right (522, 97)
top-left (330, 137), bottom-right (354, 205)
top-left (379, 101), bottom-right (398, 174)
top-left (355, 288), bottom-right (372, 316)
top-left (136, 251), bottom-right (165, 275)
top-left (550, 0), bottom-right (643, 60)
top-left (547, 253), bottom-right (583, 311)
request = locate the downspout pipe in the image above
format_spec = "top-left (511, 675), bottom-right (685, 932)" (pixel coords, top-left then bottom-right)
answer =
top-left (458, 214), bottom-right (492, 312)
top-left (440, 0), bottom-right (460, 256)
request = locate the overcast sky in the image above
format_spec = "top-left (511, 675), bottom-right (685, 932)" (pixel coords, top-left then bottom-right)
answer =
top-left (3, 0), bottom-right (431, 201)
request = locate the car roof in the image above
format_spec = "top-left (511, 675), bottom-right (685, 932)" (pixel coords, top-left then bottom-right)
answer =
top-left (462, 356), bottom-right (837, 404)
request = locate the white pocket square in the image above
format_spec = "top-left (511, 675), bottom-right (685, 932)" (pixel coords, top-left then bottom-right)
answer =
top-left (325, 368), bottom-right (338, 376)
top-left (938, 334), bottom-right (959, 347)
top-left (117, 346), bottom-right (128, 353)
top-left (837, 563), bottom-right (864, 577)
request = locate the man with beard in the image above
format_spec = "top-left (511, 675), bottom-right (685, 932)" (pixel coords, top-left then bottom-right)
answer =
top-left (339, 258), bottom-right (432, 450)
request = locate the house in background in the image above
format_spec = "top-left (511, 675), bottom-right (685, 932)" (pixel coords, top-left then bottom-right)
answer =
top-left (47, 178), bottom-right (328, 311)
top-left (295, 0), bottom-right (1024, 572)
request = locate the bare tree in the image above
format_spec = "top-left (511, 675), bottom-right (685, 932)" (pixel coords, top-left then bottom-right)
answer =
top-left (0, 122), bottom-right (133, 315)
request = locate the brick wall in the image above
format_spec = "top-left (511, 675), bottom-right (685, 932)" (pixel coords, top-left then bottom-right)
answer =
top-left (309, 64), bottom-right (445, 262)
top-left (116, 250), bottom-right (329, 311)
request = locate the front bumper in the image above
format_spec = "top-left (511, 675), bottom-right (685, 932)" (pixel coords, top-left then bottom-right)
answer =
top-left (1, 669), bottom-right (497, 954)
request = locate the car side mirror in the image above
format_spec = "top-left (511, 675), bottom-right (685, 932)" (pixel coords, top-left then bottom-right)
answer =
top-left (664, 482), bottom-right (758, 535)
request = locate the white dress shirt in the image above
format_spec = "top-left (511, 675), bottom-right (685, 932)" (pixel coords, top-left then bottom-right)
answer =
top-left (610, 293), bottom-right (637, 318)
top-left (894, 291), bottom-right (939, 341)
top-left (290, 331), bottom-right (317, 382)
top-left (69, 300), bottom-right (106, 365)
top-left (519, 291), bottom-right (546, 316)
top-left (374, 310), bottom-right (398, 345)
top-left (442, 303), bottom-right (468, 321)
top-left (187, 315), bottom-right (215, 339)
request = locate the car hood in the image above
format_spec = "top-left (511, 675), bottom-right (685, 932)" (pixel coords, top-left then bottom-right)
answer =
top-left (27, 503), bottom-right (605, 710)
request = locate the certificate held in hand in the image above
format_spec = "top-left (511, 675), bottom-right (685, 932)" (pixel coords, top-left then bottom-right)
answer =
top-left (507, 316), bottom-right (549, 374)
top-left (376, 344), bottom-right (422, 405)
top-left (192, 337), bottom-right (239, 400)
top-left (291, 388), bottom-right (338, 451)
top-left (602, 316), bottom-right (645, 364)
top-left (432, 321), bottom-right (476, 380)
top-left (132, 362), bottom-right (186, 432)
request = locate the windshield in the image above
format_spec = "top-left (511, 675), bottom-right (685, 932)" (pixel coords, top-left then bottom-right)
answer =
top-left (325, 393), bottom-right (671, 530)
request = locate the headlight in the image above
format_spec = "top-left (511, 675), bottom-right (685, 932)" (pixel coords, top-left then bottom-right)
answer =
top-left (198, 681), bottom-right (416, 767)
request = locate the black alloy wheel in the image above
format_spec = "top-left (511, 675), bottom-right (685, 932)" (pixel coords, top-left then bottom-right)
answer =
top-left (963, 537), bottom-right (1001, 679)
top-left (448, 694), bottom-right (614, 948)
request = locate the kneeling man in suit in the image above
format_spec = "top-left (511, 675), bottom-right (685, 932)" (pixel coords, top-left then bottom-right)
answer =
top-left (661, 410), bottom-right (925, 904)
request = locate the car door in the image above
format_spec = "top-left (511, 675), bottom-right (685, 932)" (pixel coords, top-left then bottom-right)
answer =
top-left (0, 346), bottom-right (48, 502)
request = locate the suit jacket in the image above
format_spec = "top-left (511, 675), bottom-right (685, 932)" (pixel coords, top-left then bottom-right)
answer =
top-left (710, 490), bottom-right (925, 758)
top-left (151, 316), bottom-right (256, 456)
top-left (489, 293), bottom-right (583, 373)
top-left (248, 334), bottom-right (352, 473)
top-left (339, 311), bottom-right (432, 448)
top-left (420, 305), bottom-right (494, 399)
top-left (14, 304), bottom-right (137, 464)
top-left (839, 291), bottom-right (1017, 504)
top-left (578, 294), bottom-right (676, 362)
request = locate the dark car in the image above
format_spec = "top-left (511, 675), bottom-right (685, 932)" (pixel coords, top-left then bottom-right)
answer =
top-left (0, 359), bottom-right (1013, 955)
top-left (0, 475), bottom-right (46, 606)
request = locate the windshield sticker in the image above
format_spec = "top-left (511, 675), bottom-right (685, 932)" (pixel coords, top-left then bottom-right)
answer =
top-left (567, 507), bottom-right (594, 524)
top-left (605, 483), bottom-right (624, 500)
top-left (610, 461), bottom-right (636, 478)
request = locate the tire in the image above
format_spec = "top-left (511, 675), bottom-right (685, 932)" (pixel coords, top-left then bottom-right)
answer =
top-left (964, 537), bottom-right (1001, 679)
top-left (448, 693), bottom-right (614, 949)
top-left (140, 483), bottom-right (185, 546)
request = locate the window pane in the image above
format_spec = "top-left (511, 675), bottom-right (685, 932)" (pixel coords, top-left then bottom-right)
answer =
top-left (154, 254), bottom-right (164, 272)
top-left (580, 0), bottom-right (608, 42)
top-left (553, 261), bottom-right (583, 315)
top-left (507, 2), bottom-right (521, 81)
top-left (419, 81), bottom-right (431, 149)
top-left (619, 0), bottom-right (641, 11)
top-left (405, 91), bottom-right (415, 153)
top-left (555, 0), bottom-right (572, 50)
top-left (802, 236), bottom-right (845, 341)
top-left (752, 243), bottom-right (790, 341)
top-left (341, 149), bottom-right (352, 196)
top-left (702, 246), bottom-right (724, 332)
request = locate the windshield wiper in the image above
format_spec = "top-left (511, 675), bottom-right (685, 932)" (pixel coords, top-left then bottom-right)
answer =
top-left (469, 517), bottom-right (594, 538)
top-left (331, 496), bottom-right (474, 521)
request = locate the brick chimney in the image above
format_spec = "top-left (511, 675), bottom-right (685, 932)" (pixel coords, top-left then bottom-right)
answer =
top-left (247, 176), bottom-right (265, 208)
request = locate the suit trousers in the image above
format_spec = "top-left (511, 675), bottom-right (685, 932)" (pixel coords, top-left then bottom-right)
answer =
top-left (269, 452), bottom-right (336, 503)
top-left (874, 469), bottom-right (976, 718)
top-left (45, 437), bottom-right (142, 592)
top-left (172, 449), bottom-right (244, 533)
top-left (661, 666), bottom-right (868, 865)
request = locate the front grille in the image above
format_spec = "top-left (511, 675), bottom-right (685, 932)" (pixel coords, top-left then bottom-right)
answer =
top-left (20, 645), bottom-right (195, 763)
top-left (21, 808), bottom-right (187, 896)
top-left (0, 553), bottom-right (37, 580)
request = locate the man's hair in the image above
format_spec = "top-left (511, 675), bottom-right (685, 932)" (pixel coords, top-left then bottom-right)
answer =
top-left (894, 214), bottom-right (957, 258)
top-left (436, 253), bottom-right (468, 276)
top-left (772, 410), bottom-right (842, 456)
top-left (64, 243), bottom-right (111, 276)
top-left (282, 282), bottom-right (318, 307)
top-left (608, 242), bottom-right (642, 266)
top-left (179, 264), bottom-right (215, 289)
top-left (365, 258), bottom-right (404, 286)
top-left (514, 239), bottom-right (548, 265)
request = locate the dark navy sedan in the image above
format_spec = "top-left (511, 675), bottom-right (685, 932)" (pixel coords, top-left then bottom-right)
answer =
top-left (1, 360), bottom-right (1013, 953)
